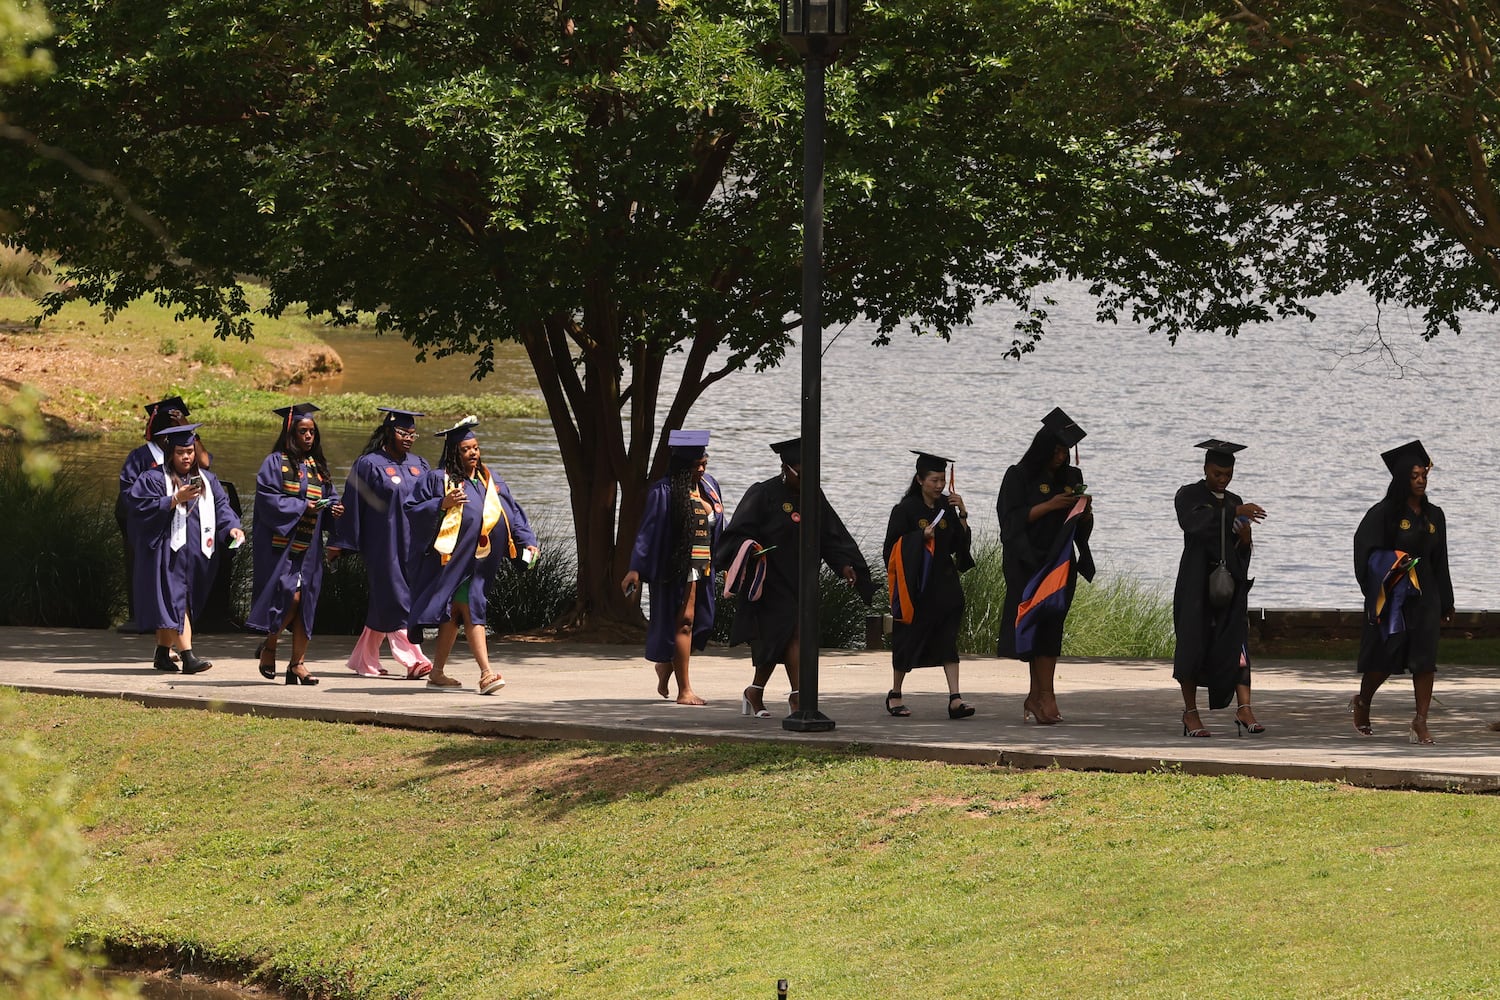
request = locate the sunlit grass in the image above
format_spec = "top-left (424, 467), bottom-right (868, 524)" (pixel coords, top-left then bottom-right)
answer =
top-left (7, 691), bottom-right (1499, 1000)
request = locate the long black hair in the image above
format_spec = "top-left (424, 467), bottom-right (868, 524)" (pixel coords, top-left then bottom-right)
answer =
top-left (1383, 465), bottom-right (1431, 532)
top-left (360, 420), bottom-right (399, 458)
top-left (440, 434), bottom-right (488, 484)
top-left (666, 451), bottom-right (702, 579)
top-left (273, 416), bottom-right (332, 484)
top-left (1019, 426), bottom-right (1063, 478)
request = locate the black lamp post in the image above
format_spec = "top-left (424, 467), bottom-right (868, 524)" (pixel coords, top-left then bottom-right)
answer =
top-left (781, 0), bottom-right (851, 734)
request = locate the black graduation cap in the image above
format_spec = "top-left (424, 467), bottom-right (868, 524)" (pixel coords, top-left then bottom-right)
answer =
top-left (1041, 407), bottom-right (1086, 448)
top-left (152, 422), bottom-right (203, 449)
top-left (910, 450), bottom-right (952, 475)
top-left (1381, 440), bottom-right (1432, 476)
top-left (144, 396), bottom-right (190, 419)
top-left (272, 401), bottom-right (320, 420)
top-left (434, 415), bottom-right (480, 444)
top-left (1195, 438), bottom-right (1247, 467)
top-left (143, 396), bottom-right (191, 440)
top-left (770, 437), bottom-right (802, 465)
top-left (377, 406), bottom-right (425, 429)
top-left (668, 429), bottom-right (710, 455)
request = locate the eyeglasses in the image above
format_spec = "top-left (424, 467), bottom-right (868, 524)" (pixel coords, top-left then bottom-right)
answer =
top-left (392, 428), bottom-right (417, 439)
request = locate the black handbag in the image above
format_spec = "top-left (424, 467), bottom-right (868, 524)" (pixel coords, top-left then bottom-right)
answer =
top-left (1207, 506), bottom-right (1235, 610)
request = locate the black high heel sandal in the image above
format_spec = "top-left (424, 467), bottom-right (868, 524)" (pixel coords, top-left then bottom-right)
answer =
top-left (256, 639), bottom-right (277, 680)
top-left (1234, 703), bottom-right (1265, 736)
top-left (884, 690), bottom-right (911, 717)
top-left (1182, 709), bottom-right (1210, 738)
top-left (285, 661), bottom-right (319, 686)
top-left (947, 693), bottom-right (975, 719)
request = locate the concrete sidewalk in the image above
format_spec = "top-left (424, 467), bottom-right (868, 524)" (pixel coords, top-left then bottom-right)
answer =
top-left (4, 626), bottom-right (1500, 791)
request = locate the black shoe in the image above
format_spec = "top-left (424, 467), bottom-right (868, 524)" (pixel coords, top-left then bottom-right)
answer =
top-left (256, 639), bottom-right (277, 680)
top-left (947, 693), bottom-right (975, 719)
top-left (152, 646), bottom-right (179, 672)
top-left (179, 649), bottom-right (213, 674)
top-left (286, 661), bottom-right (319, 686)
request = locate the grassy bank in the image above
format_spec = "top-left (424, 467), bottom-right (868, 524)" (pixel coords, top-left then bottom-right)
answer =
top-left (0, 285), bottom-right (544, 435)
top-left (8, 691), bottom-right (1500, 999)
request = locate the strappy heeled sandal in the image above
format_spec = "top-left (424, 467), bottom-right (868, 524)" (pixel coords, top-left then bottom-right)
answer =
top-left (947, 692), bottom-right (975, 719)
top-left (1182, 709), bottom-right (1210, 738)
top-left (1409, 713), bottom-right (1435, 745)
top-left (1234, 703), bottom-right (1265, 736)
top-left (740, 684), bottom-right (771, 718)
top-left (1348, 695), bottom-right (1373, 737)
top-left (884, 690), bottom-right (911, 717)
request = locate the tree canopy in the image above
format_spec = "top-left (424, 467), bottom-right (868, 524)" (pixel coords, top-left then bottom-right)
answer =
top-left (3, 0), bottom-right (1417, 627)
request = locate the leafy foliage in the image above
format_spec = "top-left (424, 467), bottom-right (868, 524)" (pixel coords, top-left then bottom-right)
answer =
top-left (0, 0), bottom-right (1311, 626)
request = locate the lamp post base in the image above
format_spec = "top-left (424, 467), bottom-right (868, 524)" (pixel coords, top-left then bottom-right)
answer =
top-left (782, 710), bottom-right (836, 732)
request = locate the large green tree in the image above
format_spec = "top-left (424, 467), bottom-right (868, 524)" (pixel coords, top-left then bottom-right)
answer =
top-left (1010, 0), bottom-right (1500, 339)
top-left (0, 0), bottom-right (1269, 629)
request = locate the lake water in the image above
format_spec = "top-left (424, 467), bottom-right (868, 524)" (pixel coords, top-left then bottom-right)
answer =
top-left (55, 285), bottom-right (1500, 609)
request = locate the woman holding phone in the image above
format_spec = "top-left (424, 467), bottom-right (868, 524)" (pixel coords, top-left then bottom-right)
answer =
top-left (882, 450), bottom-right (975, 719)
top-left (127, 422), bottom-right (242, 673)
top-left (248, 402), bottom-right (344, 685)
top-left (996, 408), bottom-right (1094, 724)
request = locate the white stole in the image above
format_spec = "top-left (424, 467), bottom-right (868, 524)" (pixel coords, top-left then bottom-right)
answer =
top-left (165, 470), bottom-right (216, 556)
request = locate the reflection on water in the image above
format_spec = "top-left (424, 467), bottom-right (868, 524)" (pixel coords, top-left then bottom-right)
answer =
top-left (48, 283), bottom-right (1500, 608)
top-left (113, 970), bottom-right (274, 999)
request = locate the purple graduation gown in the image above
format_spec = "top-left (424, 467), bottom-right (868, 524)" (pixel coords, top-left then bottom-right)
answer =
top-left (247, 452), bottom-right (339, 637)
top-left (628, 473), bottom-right (723, 663)
top-left (405, 468), bottom-right (537, 628)
top-left (126, 468), bottom-right (240, 631)
top-left (329, 450), bottom-right (431, 631)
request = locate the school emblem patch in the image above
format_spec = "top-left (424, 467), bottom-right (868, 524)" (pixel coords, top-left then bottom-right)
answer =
top-left (782, 502), bottom-right (794, 513)
top-left (1399, 519), bottom-right (1411, 531)
top-left (1039, 483), bottom-right (1051, 495)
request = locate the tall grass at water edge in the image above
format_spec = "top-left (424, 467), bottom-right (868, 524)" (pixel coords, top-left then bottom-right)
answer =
top-left (0, 464), bottom-right (1175, 658)
top-left (0, 451), bottom-right (125, 628)
top-left (956, 532), bottom-right (1176, 658)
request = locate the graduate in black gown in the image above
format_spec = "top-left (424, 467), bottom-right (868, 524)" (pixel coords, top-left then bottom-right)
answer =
top-left (996, 408), bottom-right (1093, 724)
top-left (1349, 440), bottom-right (1453, 745)
top-left (716, 437), bottom-right (875, 718)
top-left (126, 423), bottom-right (243, 673)
top-left (883, 451), bottom-right (975, 719)
top-left (1172, 440), bottom-right (1267, 737)
top-left (621, 430), bottom-right (724, 706)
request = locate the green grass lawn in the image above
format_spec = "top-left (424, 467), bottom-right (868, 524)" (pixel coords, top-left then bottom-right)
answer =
top-left (9, 690), bottom-right (1499, 1000)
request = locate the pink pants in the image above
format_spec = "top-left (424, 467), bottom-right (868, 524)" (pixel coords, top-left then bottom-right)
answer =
top-left (345, 627), bottom-right (433, 677)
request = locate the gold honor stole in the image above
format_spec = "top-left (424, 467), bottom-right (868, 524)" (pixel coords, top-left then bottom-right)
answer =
top-left (435, 471), bottom-right (507, 566)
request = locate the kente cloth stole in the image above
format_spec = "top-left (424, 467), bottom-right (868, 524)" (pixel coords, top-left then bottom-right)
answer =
top-left (164, 470), bottom-right (215, 556)
top-left (272, 457), bottom-right (325, 554)
top-left (689, 491), bottom-right (713, 569)
top-left (434, 471), bottom-right (505, 565)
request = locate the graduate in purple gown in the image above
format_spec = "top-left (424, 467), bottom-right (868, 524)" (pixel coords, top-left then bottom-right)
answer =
top-left (620, 429), bottom-right (724, 706)
top-left (116, 396), bottom-right (210, 624)
top-left (126, 423), bottom-right (243, 673)
top-left (248, 402), bottom-right (344, 685)
top-left (328, 407), bottom-right (434, 679)
top-left (405, 417), bottom-right (538, 694)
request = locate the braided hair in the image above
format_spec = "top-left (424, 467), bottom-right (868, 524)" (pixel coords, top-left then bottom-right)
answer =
top-left (666, 452), bottom-right (701, 579)
top-left (440, 434), bottom-right (487, 484)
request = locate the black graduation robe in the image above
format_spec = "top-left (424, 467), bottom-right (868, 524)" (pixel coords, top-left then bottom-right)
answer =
top-left (995, 462), bottom-right (1095, 660)
top-left (715, 475), bottom-right (874, 668)
top-left (1171, 480), bottom-right (1253, 709)
top-left (1353, 497), bottom-right (1453, 675)
top-left (883, 491), bottom-right (973, 671)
